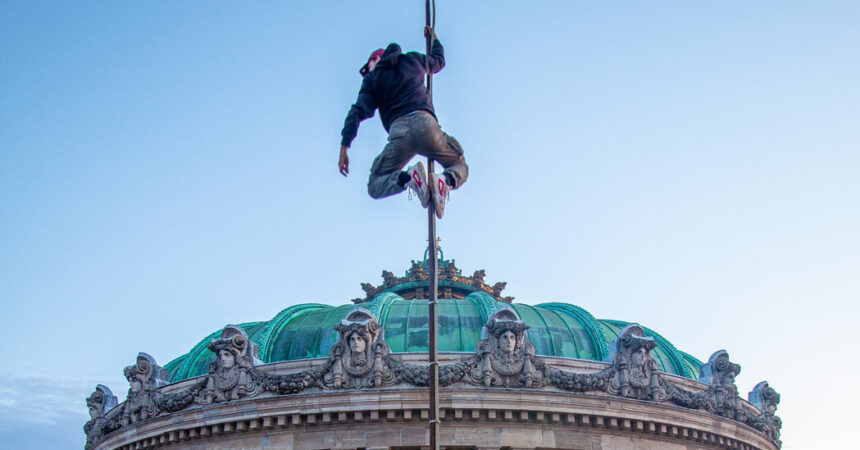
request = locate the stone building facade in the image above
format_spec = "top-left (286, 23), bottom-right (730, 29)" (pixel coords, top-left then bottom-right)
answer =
top-left (85, 256), bottom-right (782, 450)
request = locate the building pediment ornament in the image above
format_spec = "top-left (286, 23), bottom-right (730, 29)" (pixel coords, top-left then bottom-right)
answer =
top-left (748, 381), bottom-right (782, 445)
top-left (197, 325), bottom-right (262, 403)
top-left (604, 324), bottom-right (666, 401)
top-left (468, 308), bottom-right (545, 387)
top-left (323, 308), bottom-right (396, 388)
top-left (661, 350), bottom-right (748, 422)
top-left (87, 313), bottom-right (782, 449)
top-left (83, 385), bottom-right (117, 450)
top-left (353, 249), bottom-right (514, 303)
top-left (119, 352), bottom-right (167, 426)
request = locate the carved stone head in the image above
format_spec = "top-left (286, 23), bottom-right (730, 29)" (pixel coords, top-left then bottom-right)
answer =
top-left (483, 307), bottom-right (530, 351)
top-left (498, 330), bottom-right (517, 354)
top-left (86, 384), bottom-right (118, 420)
top-left (749, 380), bottom-right (782, 443)
top-left (699, 350), bottom-right (741, 392)
top-left (199, 325), bottom-right (262, 403)
top-left (207, 325), bottom-right (261, 371)
top-left (349, 332), bottom-right (367, 354)
top-left (483, 308), bottom-right (531, 363)
top-left (120, 353), bottom-right (167, 425)
top-left (335, 307), bottom-right (383, 359)
top-left (123, 352), bottom-right (167, 393)
top-left (470, 307), bottom-right (543, 387)
top-left (327, 307), bottom-right (394, 387)
top-left (606, 324), bottom-right (657, 368)
top-left (749, 381), bottom-right (780, 417)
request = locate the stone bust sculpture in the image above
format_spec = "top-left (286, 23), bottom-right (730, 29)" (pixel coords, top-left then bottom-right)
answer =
top-left (606, 324), bottom-right (663, 400)
top-left (325, 307), bottom-right (394, 388)
top-left (200, 325), bottom-right (261, 403)
top-left (344, 329), bottom-right (372, 375)
top-left (471, 307), bottom-right (544, 387)
top-left (84, 385), bottom-right (118, 450)
top-left (699, 350), bottom-right (744, 420)
top-left (749, 381), bottom-right (782, 444)
top-left (120, 353), bottom-right (167, 425)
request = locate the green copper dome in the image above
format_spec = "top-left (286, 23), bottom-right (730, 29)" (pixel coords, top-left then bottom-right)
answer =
top-left (164, 256), bottom-right (704, 382)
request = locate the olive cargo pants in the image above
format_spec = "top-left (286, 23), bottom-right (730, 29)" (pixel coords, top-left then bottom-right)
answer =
top-left (368, 110), bottom-right (468, 199)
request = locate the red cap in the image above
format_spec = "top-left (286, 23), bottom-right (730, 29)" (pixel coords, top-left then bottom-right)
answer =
top-left (359, 48), bottom-right (385, 76)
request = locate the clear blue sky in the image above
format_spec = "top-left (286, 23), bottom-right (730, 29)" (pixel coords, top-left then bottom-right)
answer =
top-left (1, 1), bottom-right (858, 448)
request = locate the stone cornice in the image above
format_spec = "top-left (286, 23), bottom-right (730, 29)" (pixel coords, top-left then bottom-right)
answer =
top-left (86, 310), bottom-right (782, 449)
top-left (95, 388), bottom-right (777, 450)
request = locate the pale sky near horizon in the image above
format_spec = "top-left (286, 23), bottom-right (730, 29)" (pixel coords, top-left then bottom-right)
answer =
top-left (1, 1), bottom-right (858, 448)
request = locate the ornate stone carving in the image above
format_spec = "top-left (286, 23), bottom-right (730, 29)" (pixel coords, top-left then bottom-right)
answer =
top-left (198, 325), bottom-right (262, 404)
top-left (468, 308), bottom-right (545, 387)
top-left (120, 353), bottom-right (167, 425)
top-left (748, 381), bottom-right (782, 445)
top-left (86, 311), bottom-right (782, 449)
top-left (353, 253), bottom-right (513, 303)
top-left (605, 324), bottom-right (665, 401)
top-left (323, 307), bottom-right (396, 388)
top-left (547, 365), bottom-right (613, 392)
top-left (698, 350), bottom-right (745, 421)
top-left (84, 385), bottom-right (117, 450)
top-left (663, 350), bottom-right (747, 423)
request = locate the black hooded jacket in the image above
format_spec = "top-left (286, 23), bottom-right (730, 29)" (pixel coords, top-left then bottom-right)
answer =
top-left (340, 39), bottom-right (445, 147)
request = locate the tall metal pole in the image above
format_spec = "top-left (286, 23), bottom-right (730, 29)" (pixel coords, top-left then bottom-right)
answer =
top-left (425, 1), bottom-right (440, 449)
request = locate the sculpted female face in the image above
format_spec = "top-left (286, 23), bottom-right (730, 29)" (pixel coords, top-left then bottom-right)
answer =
top-left (721, 372), bottom-right (736, 389)
top-left (349, 333), bottom-right (367, 354)
top-left (128, 373), bottom-right (144, 392)
top-left (87, 396), bottom-right (102, 420)
top-left (219, 349), bottom-right (236, 369)
top-left (499, 330), bottom-right (517, 354)
top-left (630, 347), bottom-right (647, 368)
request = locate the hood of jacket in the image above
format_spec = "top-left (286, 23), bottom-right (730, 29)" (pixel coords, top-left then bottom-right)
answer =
top-left (375, 43), bottom-right (402, 69)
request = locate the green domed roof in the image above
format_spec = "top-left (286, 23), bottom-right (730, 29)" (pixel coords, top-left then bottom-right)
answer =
top-left (164, 256), bottom-right (704, 382)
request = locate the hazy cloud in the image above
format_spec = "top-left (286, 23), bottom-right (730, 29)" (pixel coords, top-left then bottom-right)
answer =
top-left (0, 374), bottom-right (92, 449)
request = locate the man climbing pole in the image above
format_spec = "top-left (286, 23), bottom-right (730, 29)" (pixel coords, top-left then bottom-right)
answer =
top-left (339, 26), bottom-right (468, 219)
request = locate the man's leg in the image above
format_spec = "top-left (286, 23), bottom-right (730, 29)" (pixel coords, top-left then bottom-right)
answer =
top-left (415, 112), bottom-right (468, 189)
top-left (435, 133), bottom-right (468, 189)
top-left (367, 121), bottom-right (416, 199)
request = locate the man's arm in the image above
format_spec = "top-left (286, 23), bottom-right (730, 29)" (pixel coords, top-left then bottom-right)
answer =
top-left (422, 27), bottom-right (445, 74)
top-left (341, 77), bottom-right (377, 148)
top-left (339, 78), bottom-right (377, 176)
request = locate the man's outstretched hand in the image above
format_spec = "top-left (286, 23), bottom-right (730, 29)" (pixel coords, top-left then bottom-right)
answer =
top-left (338, 145), bottom-right (350, 176)
top-left (424, 26), bottom-right (437, 41)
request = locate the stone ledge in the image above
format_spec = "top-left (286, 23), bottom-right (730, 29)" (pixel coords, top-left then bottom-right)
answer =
top-left (95, 389), bottom-right (776, 450)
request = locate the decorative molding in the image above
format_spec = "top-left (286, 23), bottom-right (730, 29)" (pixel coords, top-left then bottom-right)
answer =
top-left (352, 251), bottom-right (514, 303)
top-left (96, 396), bottom-right (775, 450)
top-left (87, 312), bottom-right (782, 449)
